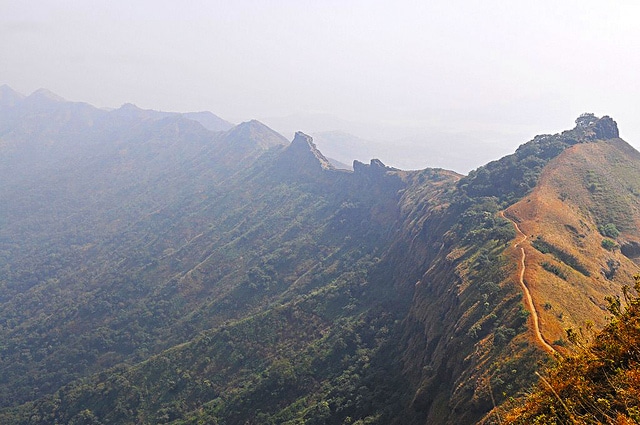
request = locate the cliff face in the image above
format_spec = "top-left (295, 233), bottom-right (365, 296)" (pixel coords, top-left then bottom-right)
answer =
top-left (274, 131), bottom-right (335, 181)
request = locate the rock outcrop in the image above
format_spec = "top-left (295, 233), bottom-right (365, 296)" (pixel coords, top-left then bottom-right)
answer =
top-left (575, 112), bottom-right (619, 140)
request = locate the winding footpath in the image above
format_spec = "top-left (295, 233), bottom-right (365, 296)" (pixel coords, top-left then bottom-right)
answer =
top-left (499, 211), bottom-right (557, 355)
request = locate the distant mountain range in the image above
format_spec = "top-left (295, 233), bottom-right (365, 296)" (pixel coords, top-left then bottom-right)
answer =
top-left (0, 86), bottom-right (638, 424)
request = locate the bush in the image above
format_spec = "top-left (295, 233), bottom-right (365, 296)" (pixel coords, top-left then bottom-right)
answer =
top-left (494, 326), bottom-right (516, 346)
top-left (601, 239), bottom-right (618, 251)
top-left (532, 237), bottom-right (590, 276)
top-left (541, 262), bottom-right (567, 280)
top-left (599, 223), bottom-right (620, 239)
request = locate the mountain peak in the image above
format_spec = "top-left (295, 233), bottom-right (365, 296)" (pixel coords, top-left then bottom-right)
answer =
top-left (290, 131), bottom-right (313, 149)
top-left (182, 111), bottom-right (233, 132)
top-left (224, 120), bottom-right (288, 150)
top-left (109, 103), bottom-right (176, 124)
top-left (28, 88), bottom-right (66, 103)
top-left (234, 119), bottom-right (270, 131)
top-left (275, 132), bottom-right (335, 178)
top-left (289, 131), bottom-right (333, 170)
top-left (120, 102), bottom-right (141, 110)
top-left (0, 84), bottom-right (25, 107)
top-left (353, 158), bottom-right (397, 174)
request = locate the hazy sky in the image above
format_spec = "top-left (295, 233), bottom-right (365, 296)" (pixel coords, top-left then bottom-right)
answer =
top-left (3, 1), bottom-right (640, 171)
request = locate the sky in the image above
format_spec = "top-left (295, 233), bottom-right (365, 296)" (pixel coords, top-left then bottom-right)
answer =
top-left (2, 0), bottom-right (640, 172)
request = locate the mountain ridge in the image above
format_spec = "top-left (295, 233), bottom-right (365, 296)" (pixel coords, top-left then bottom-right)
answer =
top-left (0, 85), bottom-right (233, 137)
top-left (0, 91), bottom-right (637, 424)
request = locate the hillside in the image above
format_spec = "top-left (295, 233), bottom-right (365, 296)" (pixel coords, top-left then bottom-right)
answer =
top-left (391, 114), bottom-right (638, 424)
top-left (504, 136), bottom-right (640, 349)
top-left (500, 275), bottom-right (640, 424)
top-left (0, 88), bottom-right (638, 424)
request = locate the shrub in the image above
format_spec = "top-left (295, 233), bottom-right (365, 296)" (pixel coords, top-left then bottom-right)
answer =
top-left (601, 238), bottom-right (618, 251)
top-left (599, 223), bottom-right (620, 239)
top-left (532, 237), bottom-right (590, 276)
top-left (541, 262), bottom-right (567, 280)
top-left (494, 326), bottom-right (516, 346)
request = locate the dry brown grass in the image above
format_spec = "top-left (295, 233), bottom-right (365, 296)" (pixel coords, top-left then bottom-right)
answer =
top-left (504, 139), bottom-right (640, 351)
top-left (500, 276), bottom-right (640, 424)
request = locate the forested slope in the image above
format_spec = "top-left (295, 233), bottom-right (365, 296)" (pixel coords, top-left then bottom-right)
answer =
top-left (0, 87), bottom-right (637, 424)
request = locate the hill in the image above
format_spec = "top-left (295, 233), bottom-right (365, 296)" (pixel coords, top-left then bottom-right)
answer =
top-left (504, 135), bottom-right (640, 348)
top-left (388, 113), bottom-right (639, 423)
top-left (0, 88), bottom-right (638, 424)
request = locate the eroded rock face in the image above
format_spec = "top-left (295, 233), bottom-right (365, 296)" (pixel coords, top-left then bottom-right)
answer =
top-left (593, 116), bottom-right (619, 140)
top-left (276, 131), bottom-right (335, 178)
top-left (353, 158), bottom-right (397, 174)
top-left (575, 113), bottom-right (619, 140)
top-left (289, 131), bottom-right (334, 169)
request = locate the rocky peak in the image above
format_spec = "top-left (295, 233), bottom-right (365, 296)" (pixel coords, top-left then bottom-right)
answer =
top-left (574, 113), bottom-right (619, 140)
top-left (592, 115), bottom-right (619, 139)
top-left (351, 158), bottom-right (404, 194)
top-left (353, 158), bottom-right (398, 175)
top-left (287, 131), bottom-right (334, 170)
top-left (273, 131), bottom-right (337, 181)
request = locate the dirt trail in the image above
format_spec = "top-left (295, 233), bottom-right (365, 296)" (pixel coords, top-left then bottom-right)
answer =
top-left (500, 211), bottom-right (557, 355)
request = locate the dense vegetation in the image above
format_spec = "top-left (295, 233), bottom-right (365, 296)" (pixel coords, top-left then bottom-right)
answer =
top-left (0, 89), bottom-right (441, 424)
top-left (458, 113), bottom-right (619, 205)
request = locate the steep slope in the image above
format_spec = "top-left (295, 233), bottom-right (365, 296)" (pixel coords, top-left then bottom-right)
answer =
top-left (504, 136), bottom-right (640, 349)
top-left (501, 275), bottom-right (640, 424)
top-left (0, 127), bottom-right (459, 424)
top-left (395, 114), bottom-right (638, 425)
